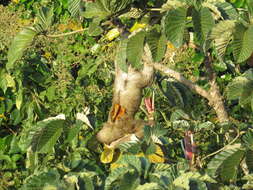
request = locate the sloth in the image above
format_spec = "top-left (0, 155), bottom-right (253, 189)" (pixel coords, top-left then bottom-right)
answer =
top-left (97, 46), bottom-right (154, 145)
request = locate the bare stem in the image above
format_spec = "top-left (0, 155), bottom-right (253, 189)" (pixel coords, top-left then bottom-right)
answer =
top-left (46, 29), bottom-right (87, 38)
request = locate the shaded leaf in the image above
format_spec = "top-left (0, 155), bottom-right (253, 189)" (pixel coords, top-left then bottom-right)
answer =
top-left (164, 7), bottom-right (187, 48)
top-left (207, 144), bottom-right (245, 182)
top-left (31, 116), bottom-right (65, 153)
top-left (192, 7), bottom-right (214, 43)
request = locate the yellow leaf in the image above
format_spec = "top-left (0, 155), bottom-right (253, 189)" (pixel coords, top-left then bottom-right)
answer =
top-left (0, 97), bottom-right (5, 101)
top-left (147, 145), bottom-right (165, 163)
top-left (0, 114), bottom-right (6, 120)
top-left (100, 145), bottom-right (115, 163)
top-left (167, 42), bottom-right (175, 50)
top-left (12, 0), bottom-right (19, 3)
top-left (105, 28), bottom-right (120, 41)
top-left (129, 22), bottom-right (146, 33)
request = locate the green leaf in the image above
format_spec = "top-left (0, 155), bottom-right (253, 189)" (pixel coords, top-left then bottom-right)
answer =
top-left (31, 116), bottom-right (65, 153)
top-left (127, 31), bottom-right (145, 69)
top-left (84, 0), bottom-right (132, 19)
top-left (146, 30), bottom-right (167, 62)
top-left (83, 1), bottom-right (111, 19)
top-left (105, 167), bottom-right (129, 190)
top-left (226, 76), bottom-right (249, 100)
top-left (136, 183), bottom-right (160, 190)
top-left (245, 150), bottom-right (253, 172)
top-left (16, 89), bottom-right (23, 110)
top-left (34, 7), bottom-right (54, 33)
top-left (46, 86), bottom-right (56, 102)
top-left (7, 27), bottom-right (37, 70)
top-left (88, 19), bottom-right (103, 36)
top-left (216, 2), bottom-right (238, 20)
top-left (164, 7), bottom-right (187, 48)
top-left (192, 7), bottom-right (214, 43)
top-left (207, 144), bottom-right (245, 182)
top-left (213, 61), bottom-right (227, 72)
top-left (243, 131), bottom-right (253, 150)
top-left (232, 24), bottom-right (253, 63)
top-left (66, 121), bottom-right (82, 143)
top-left (68, 0), bottom-right (82, 18)
top-left (116, 39), bottom-right (128, 72)
top-left (20, 170), bottom-right (62, 190)
top-left (210, 20), bottom-right (235, 58)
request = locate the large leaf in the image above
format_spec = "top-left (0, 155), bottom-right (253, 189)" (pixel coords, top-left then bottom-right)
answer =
top-left (20, 170), bottom-right (63, 190)
top-left (232, 24), bottom-right (253, 63)
top-left (68, 0), bottom-right (82, 18)
top-left (7, 27), bottom-right (37, 70)
top-left (83, 0), bottom-right (133, 19)
top-left (216, 2), bottom-right (239, 20)
top-left (226, 69), bottom-right (253, 109)
top-left (127, 31), bottom-right (145, 69)
top-left (192, 7), bottom-right (215, 43)
top-left (210, 20), bottom-right (236, 58)
top-left (31, 115), bottom-right (65, 153)
top-left (34, 7), bottom-right (54, 32)
top-left (207, 144), bottom-right (245, 182)
top-left (146, 30), bottom-right (167, 62)
top-left (116, 39), bottom-right (128, 72)
top-left (164, 7), bottom-right (187, 48)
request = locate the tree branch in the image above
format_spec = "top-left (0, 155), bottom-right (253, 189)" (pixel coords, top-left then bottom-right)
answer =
top-left (151, 62), bottom-right (229, 123)
top-left (151, 63), bottom-right (210, 99)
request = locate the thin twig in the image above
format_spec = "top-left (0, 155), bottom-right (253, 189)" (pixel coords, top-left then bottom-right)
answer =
top-left (46, 28), bottom-right (87, 38)
top-left (201, 129), bottom-right (243, 162)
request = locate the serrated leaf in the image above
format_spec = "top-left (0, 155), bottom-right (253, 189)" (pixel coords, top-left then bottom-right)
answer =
top-left (127, 31), bottom-right (145, 69)
top-left (31, 117), bottom-right (65, 153)
top-left (7, 27), bottom-right (37, 70)
top-left (146, 30), bottom-right (167, 62)
top-left (232, 24), bottom-right (253, 63)
top-left (207, 145), bottom-right (245, 182)
top-left (192, 7), bottom-right (214, 43)
top-left (68, 0), bottom-right (82, 18)
top-left (164, 7), bottom-right (187, 48)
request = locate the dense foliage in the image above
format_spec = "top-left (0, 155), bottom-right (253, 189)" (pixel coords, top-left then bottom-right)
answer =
top-left (0, 0), bottom-right (253, 189)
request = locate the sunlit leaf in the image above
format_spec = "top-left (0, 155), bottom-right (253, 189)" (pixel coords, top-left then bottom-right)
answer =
top-left (7, 27), bottom-right (37, 70)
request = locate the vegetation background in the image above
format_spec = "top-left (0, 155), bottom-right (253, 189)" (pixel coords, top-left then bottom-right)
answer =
top-left (0, 0), bottom-right (253, 189)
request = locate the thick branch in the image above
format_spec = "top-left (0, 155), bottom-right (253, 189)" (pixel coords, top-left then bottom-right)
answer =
top-left (152, 62), bottom-right (229, 123)
top-left (152, 63), bottom-right (210, 99)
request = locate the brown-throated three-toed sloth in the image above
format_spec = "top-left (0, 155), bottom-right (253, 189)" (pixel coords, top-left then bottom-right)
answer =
top-left (96, 53), bottom-right (154, 145)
